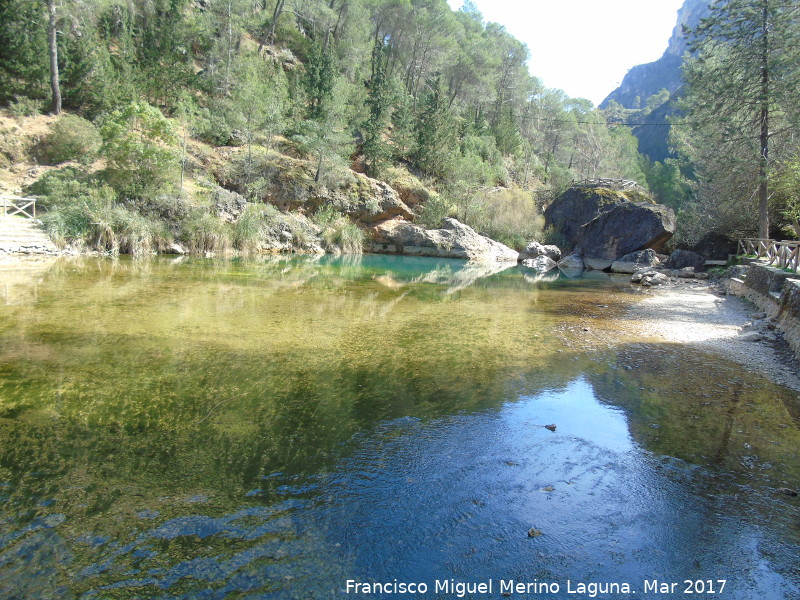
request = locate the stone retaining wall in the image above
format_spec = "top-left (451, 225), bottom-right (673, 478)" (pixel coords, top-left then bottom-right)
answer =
top-left (776, 278), bottom-right (800, 357)
top-left (730, 262), bottom-right (800, 357)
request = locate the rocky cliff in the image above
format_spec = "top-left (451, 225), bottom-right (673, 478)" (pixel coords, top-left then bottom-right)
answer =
top-left (601, 0), bottom-right (710, 109)
top-left (600, 0), bottom-right (712, 161)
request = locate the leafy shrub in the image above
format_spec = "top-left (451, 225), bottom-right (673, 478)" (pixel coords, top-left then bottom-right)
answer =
top-left (26, 167), bottom-right (110, 212)
top-left (193, 102), bottom-right (235, 146)
top-left (29, 167), bottom-right (172, 255)
top-left (8, 96), bottom-right (42, 117)
top-left (100, 102), bottom-right (178, 198)
top-left (476, 188), bottom-right (545, 249)
top-left (38, 183), bottom-right (114, 249)
top-left (36, 115), bottom-right (101, 165)
top-left (416, 193), bottom-right (456, 229)
top-left (312, 205), bottom-right (364, 254)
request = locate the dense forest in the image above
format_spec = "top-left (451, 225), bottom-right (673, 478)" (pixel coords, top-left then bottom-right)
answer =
top-left (1, 0), bottom-right (799, 255)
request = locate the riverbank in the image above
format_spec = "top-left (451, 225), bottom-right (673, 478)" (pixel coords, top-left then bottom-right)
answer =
top-left (625, 278), bottom-right (800, 392)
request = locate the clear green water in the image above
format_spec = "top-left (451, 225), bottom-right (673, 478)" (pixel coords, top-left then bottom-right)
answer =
top-left (0, 255), bottom-right (798, 599)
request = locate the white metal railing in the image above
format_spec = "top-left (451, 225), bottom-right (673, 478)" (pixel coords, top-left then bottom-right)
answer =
top-left (1, 196), bottom-right (37, 219)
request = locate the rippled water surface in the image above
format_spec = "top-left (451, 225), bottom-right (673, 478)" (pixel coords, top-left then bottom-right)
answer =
top-left (0, 255), bottom-right (798, 599)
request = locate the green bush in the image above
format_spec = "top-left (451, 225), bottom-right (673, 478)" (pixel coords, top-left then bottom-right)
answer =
top-left (38, 183), bottom-right (113, 249)
top-left (36, 115), bottom-right (101, 165)
top-left (312, 205), bottom-right (364, 254)
top-left (233, 204), bottom-right (268, 252)
top-left (181, 211), bottom-right (232, 254)
top-left (100, 101), bottom-right (178, 198)
top-left (475, 188), bottom-right (544, 249)
top-left (26, 167), bottom-right (111, 211)
top-left (416, 193), bottom-right (456, 229)
top-left (8, 96), bottom-right (42, 117)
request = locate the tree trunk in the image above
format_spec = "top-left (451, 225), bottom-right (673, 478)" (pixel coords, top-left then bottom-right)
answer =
top-left (314, 152), bottom-right (323, 182)
top-left (47, 0), bottom-right (61, 115)
top-left (758, 0), bottom-right (770, 239)
top-left (259, 0), bottom-right (284, 50)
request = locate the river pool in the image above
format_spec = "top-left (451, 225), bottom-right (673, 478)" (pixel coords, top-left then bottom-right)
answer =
top-left (0, 255), bottom-right (798, 599)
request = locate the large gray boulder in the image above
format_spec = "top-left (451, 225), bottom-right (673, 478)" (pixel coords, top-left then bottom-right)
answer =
top-left (576, 202), bottom-right (676, 260)
top-left (519, 241), bottom-right (562, 262)
top-left (544, 184), bottom-right (676, 260)
top-left (611, 249), bottom-right (660, 273)
top-left (368, 217), bottom-right (519, 262)
top-left (665, 249), bottom-right (705, 271)
top-left (558, 253), bottom-right (585, 271)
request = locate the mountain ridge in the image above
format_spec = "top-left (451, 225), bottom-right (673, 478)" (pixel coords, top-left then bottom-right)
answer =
top-left (600, 0), bottom-right (711, 110)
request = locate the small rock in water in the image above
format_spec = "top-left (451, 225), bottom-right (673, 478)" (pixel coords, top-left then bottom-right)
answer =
top-left (528, 527), bottom-right (543, 538)
top-left (542, 486), bottom-right (555, 492)
top-left (544, 424), bottom-right (557, 432)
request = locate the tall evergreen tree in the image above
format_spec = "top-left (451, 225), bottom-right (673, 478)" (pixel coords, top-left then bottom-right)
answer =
top-left (414, 77), bottom-right (454, 177)
top-left (683, 0), bottom-right (800, 237)
top-left (362, 43), bottom-right (392, 176)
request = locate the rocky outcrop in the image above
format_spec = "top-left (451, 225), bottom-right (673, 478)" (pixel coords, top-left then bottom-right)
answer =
top-left (611, 249), bottom-right (660, 274)
top-left (368, 217), bottom-right (519, 262)
top-left (212, 186), bottom-right (248, 223)
top-left (321, 176), bottom-right (414, 224)
top-left (518, 241), bottom-right (561, 262)
top-left (544, 185), bottom-right (676, 261)
top-left (599, 0), bottom-right (712, 162)
top-left (215, 151), bottom-right (413, 225)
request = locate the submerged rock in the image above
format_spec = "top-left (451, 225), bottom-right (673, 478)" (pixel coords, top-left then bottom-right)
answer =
top-left (557, 253), bottom-right (584, 274)
top-left (368, 217), bottom-right (519, 262)
top-left (527, 527), bottom-right (543, 538)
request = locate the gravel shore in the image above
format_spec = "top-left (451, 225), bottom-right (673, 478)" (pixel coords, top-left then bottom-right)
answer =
top-left (628, 279), bottom-right (800, 392)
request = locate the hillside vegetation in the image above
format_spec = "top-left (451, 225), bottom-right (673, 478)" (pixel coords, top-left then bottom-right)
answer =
top-left (1, 0), bottom-right (649, 255)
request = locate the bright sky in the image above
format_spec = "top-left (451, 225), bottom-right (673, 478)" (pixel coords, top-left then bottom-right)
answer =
top-left (447, 0), bottom-right (686, 106)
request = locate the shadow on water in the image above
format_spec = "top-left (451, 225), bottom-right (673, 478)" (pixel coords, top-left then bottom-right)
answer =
top-left (0, 255), bottom-right (798, 598)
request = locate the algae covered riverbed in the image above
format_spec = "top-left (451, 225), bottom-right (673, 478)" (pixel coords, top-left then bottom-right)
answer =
top-left (0, 255), bottom-right (798, 598)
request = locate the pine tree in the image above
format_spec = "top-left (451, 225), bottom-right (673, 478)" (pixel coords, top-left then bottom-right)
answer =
top-left (414, 77), bottom-right (454, 178)
top-left (683, 0), bottom-right (800, 237)
top-left (303, 37), bottom-right (335, 120)
top-left (362, 43), bottom-right (392, 177)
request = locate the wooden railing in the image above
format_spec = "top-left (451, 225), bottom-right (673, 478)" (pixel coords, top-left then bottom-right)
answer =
top-left (1, 196), bottom-right (36, 219)
top-left (739, 238), bottom-right (800, 272)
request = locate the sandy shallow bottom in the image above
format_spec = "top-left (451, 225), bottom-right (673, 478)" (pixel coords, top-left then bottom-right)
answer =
top-left (624, 279), bottom-right (800, 392)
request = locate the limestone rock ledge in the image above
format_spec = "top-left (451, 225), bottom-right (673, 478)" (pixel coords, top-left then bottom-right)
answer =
top-left (368, 217), bottom-right (519, 263)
